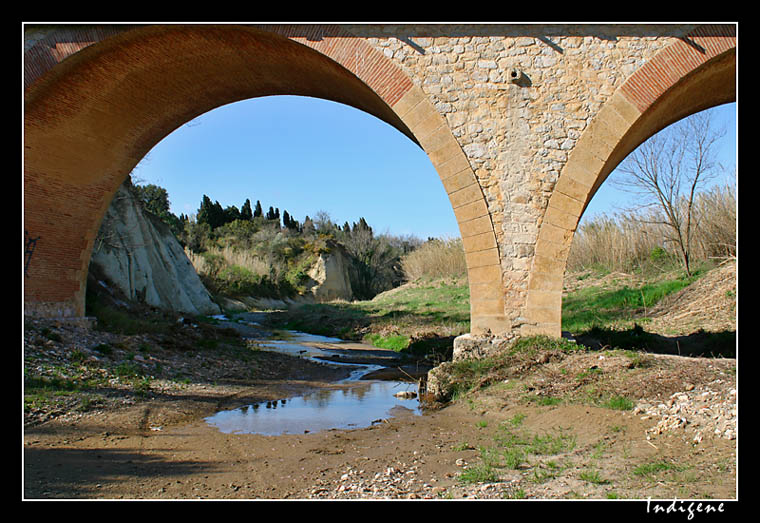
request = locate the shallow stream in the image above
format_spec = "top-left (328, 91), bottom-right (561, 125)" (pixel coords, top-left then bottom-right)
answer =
top-left (204, 314), bottom-right (423, 436)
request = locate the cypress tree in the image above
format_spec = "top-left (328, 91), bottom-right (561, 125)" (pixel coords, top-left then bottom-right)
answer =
top-left (211, 200), bottom-right (225, 228)
top-left (223, 204), bottom-right (241, 224)
top-left (241, 199), bottom-right (253, 221)
top-left (197, 195), bottom-right (213, 226)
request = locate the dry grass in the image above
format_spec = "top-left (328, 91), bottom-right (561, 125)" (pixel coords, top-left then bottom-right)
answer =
top-left (568, 182), bottom-right (736, 273)
top-left (186, 246), bottom-right (271, 278)
top-left (400, 237), bottom-right (467, 282)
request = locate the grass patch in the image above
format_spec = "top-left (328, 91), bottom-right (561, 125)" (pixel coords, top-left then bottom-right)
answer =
top-left (579, 469), bottom-right (610, 485)
top-left (527, 395), bottom-right (563, 407)
top-left (459, 416), bottom-right (577, 485)
top-left (438, 335), bottom-right (584, 402)
top-left (458, 461), bottom-right (501, 484)
top-left (23, 370), bottom-right (103, 413)
top-left (602, 395), bottom-right (635, 411)
top-left (633, 460), bottom-right (686, 478)
top-left (363, 333), bottom-right (410, 352)
top-left (562, 273), bottom-right (698, 335)
top-left (578, 387), bottom-right (636, 411)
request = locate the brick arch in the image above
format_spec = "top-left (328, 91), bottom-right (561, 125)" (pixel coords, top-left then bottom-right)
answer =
top-left (23, 24), bottom-right (501, 328)
top-left (525, 24), bottom-right (736, 337)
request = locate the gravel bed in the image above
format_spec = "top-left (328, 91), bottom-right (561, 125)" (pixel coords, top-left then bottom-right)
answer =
top-left (634, 378), bottom-right (737, 444)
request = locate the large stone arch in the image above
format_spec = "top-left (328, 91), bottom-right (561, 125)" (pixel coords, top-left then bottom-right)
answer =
top-left (525, 24), bottom-right (736, 337)
top-left (23, 24), bottom-right (502, 329)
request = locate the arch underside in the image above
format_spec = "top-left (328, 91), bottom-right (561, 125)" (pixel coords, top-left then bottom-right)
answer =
top-left (23, 24), bottom-right (502, 329)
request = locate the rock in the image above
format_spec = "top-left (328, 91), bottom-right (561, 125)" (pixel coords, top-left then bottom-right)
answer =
top-left (89, 179), bottom-right (220, 317)
top-left (304, 241), bottom-right (354, 301)
top-left (394, 391), bottom-right (417, 400)
top-left (452, 332), bottom-right (516, 361)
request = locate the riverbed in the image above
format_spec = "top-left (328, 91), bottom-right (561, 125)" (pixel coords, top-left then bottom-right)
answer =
top-left (205, 313), bottom-right (427, 436)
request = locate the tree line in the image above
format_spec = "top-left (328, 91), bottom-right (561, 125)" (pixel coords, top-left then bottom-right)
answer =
top-left (129, 181), bottom-right (424, 300)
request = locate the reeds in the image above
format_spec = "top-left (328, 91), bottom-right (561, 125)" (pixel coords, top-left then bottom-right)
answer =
top-left (400, 237), bottom-right (467, 281)
top-left (567, 181), bottom-right (736, 273)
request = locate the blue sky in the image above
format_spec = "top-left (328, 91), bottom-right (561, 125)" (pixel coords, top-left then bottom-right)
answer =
top-left (132, 95), bottom-right (458, 239)
top-left (132, 96), bottom-right (736, 239)
top-left (582, 102), bottom-right (737, 222)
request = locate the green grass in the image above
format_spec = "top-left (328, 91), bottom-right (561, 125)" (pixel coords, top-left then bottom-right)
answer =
top-left (508, 335), bottom-right (584, 355)
top-left (601, 395), bottom-right (635, 411)
top-left (362, 333), bottom-right (410, 351)
top-left (579, 469), bottom-right (610, 485)
top-left (633, 460), bottom-right (686, 478)
top-left (458, 417), bottom-right (577, 485)
top-left (561, 273), bottom-right (699, 334)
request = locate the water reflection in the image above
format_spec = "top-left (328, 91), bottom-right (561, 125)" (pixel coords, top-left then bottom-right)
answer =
top-left (206, 380), bottom-right (420, 436)
top-left (204, 321), bottom-right (421, 436)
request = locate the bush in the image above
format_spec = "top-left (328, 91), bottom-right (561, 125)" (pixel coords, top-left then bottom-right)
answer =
top-left (217, 265), bottom-right (260, 296)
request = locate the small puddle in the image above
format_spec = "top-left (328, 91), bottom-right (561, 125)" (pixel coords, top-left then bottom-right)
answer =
top-left (206, 382), bottom-right (420, 436)
top-left (205, 315), bottom-right (422, 436)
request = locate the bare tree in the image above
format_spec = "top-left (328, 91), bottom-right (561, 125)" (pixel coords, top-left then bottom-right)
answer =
top-left (611, 109), bottom-right (728, 276)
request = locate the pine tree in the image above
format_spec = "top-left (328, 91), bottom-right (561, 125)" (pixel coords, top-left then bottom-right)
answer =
top-left (254, 200), bottom-right (263, 218)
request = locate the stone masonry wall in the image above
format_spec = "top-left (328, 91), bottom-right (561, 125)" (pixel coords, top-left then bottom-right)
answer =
top-left (350, 24), bottom-right (686, 327)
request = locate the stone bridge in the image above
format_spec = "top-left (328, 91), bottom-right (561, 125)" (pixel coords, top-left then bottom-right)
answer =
top-left (23, 23), bottom-right (736, 339)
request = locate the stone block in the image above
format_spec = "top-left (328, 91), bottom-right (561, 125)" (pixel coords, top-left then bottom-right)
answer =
top-left (527, 270), bottom-right (564, 292)
top-left (468, 281), bottom-right (502, 300)
top-left (471, 298), bottom-right (505, 316)
top-left (542, 204), bottom-right (579, 232)
top-left (441, 167), bottom-right (478, 193)
top-left (467, 263), bottom-right (501, 284)
top-left (448, 182), bottom-right (484, 207)
top-left (462, 231), bottom-right (497, 252)
top-left (392, 84), bottom-right (427, 119)
top-left (525, 289), bottom-right (561, 310)
top-left (436, 153), bottom-right (473, 181)
top-left (459, 214), bottom-right (493, 238)
top-left (454, 198), bottom-right (489, 223)
top-left (465, 247), bottom-right (500, 269)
